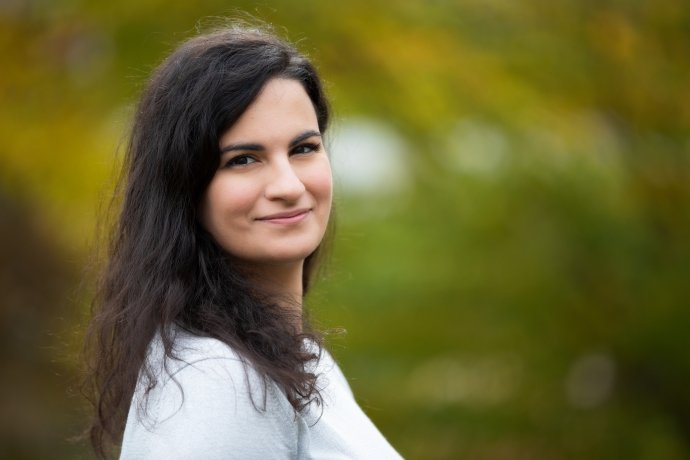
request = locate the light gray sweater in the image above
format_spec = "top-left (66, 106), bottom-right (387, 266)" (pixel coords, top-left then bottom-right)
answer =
top-left (120, 331), bottom-right (402, 459)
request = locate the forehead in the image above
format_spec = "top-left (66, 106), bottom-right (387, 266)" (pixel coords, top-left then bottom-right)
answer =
top-left (219, 78), bottom-right (319, 147)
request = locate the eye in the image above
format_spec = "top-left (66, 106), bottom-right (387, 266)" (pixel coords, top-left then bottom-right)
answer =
top-left (291, 142), bottom-right (321, 155)
top-left (223, 154), bottom-right (257, 169)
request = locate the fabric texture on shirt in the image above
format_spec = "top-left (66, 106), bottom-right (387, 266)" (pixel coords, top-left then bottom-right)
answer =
top-left (119, 330), bottom-right (402, 459)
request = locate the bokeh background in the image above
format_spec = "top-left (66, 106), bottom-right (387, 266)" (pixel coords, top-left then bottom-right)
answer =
top-left (2, 0), bottom-right (690, 458)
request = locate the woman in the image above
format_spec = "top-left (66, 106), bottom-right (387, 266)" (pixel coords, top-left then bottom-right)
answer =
top-left (84, 23), bottom-right (402, 460)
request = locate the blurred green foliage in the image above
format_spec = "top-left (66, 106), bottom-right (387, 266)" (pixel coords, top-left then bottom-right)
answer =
top-left (1, 0), bottom-right (689, 459)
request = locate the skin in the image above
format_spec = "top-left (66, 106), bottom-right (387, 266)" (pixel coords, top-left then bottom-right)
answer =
top-left (200, 78), bottom-right (333, 307)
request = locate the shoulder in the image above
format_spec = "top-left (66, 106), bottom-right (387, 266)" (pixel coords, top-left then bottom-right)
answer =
top-left (147, 328), bottom-right (241, 365)
top-left (161, 330), bottom-right (247, 380)
top-left (121, 331), bottom-right (300, 460)
top-left (137, 329), bottom-right (283, 412)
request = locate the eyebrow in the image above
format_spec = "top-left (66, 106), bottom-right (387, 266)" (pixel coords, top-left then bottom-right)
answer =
top-left (220, 129), bottom-right (322, 153)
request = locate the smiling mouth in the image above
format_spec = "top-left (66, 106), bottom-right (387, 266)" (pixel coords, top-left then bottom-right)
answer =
top-left (256, 209), bottom-right (311, 224)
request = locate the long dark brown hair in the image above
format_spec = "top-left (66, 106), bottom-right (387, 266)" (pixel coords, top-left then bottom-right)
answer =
top-left (83, 24), bottom-right (331, 459)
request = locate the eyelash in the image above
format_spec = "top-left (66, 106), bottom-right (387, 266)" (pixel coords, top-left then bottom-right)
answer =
top-left (223, 155), bottom-right (256, 168)
top-left (222, 143), bottom-right (321, 169)
top-left (292, 142), bottom-right (321, 155)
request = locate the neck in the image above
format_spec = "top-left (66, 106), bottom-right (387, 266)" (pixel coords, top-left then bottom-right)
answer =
top-left (249, 261), bottom-right (304, 316)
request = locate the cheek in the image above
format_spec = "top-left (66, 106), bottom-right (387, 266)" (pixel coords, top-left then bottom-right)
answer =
top-left (306, 158), bottom-right (333, 204)
top-left (201, 177), bottom-right (257, 231)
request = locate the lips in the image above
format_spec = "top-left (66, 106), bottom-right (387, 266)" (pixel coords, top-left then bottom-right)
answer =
top-left (256, 208), bottom-right (311, 223)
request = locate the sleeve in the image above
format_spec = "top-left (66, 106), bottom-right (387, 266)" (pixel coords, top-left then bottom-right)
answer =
top-left (120, 352), bottom-right (300, 460)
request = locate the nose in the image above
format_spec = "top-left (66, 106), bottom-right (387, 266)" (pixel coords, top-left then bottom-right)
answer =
top-left (264, 159), bottom-right (306, 202)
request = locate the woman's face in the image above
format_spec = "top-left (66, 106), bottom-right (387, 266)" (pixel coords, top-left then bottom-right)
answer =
top-left (200, 78), bottom-right (332, 270)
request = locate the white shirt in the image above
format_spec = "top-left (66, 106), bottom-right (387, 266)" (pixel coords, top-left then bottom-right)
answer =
top-left (120, 331), bottom-right (402, 459)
